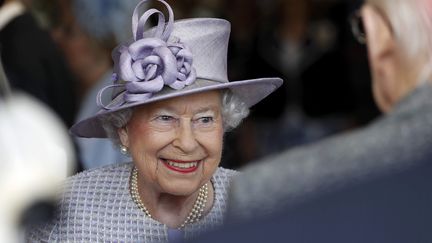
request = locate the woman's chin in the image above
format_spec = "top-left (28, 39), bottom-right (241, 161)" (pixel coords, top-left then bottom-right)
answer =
top-left (158, 177), bottom-right (206, 197)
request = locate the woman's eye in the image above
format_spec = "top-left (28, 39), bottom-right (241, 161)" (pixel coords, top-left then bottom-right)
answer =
top-left (198, 117), bottom-right (214, 124)
top-left (156, 115), bottom-right (175, 122)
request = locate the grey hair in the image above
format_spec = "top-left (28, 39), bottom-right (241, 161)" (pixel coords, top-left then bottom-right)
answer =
top-left (221, 90), bottom-right (250, 131)
top-left (99, 89), bottom-right (250, 148)
top-left (367, 0), bottom-right (432, 84)
top-left (100, 108), bottom-right (133, 148)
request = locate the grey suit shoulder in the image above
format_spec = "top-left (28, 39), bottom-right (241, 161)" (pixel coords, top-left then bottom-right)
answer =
top-left (228, 84), bottom-right (432, 220)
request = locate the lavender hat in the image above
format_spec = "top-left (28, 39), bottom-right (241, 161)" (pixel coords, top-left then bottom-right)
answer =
top-left (70, 0), bottom-right (283, 138)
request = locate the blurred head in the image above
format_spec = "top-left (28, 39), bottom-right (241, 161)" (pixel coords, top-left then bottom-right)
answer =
top-left (359, 0), bottom-right (432, 112)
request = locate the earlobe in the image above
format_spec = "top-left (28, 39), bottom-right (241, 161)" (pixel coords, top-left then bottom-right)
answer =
top-left (118, 127), bottom-right (130, 147)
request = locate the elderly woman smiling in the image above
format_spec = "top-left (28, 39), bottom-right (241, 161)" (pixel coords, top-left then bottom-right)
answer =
top-left (101, 89), bottom-right (247, 229)
top-left (27, 0), bottom-right (282, 242)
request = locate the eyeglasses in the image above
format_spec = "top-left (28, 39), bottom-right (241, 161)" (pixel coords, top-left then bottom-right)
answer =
top-left (349, 10), bottom-right (366, 44)
top-left (350, 6), bottom-right (394, 45)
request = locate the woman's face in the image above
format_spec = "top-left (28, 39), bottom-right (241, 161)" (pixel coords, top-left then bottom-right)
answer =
top-left (119, 91), bottom-right (224, 196)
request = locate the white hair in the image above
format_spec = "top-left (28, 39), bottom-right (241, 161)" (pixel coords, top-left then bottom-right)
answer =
top-left (367, 0), bottom-right (432, 84)
top-left (99, 89), bottom-right (250, 148)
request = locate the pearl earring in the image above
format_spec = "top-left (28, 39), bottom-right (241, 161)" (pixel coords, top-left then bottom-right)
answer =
top-left (120, 145), bottom-right (128, 155)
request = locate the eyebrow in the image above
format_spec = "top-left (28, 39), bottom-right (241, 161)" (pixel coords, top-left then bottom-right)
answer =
top-left (155, 105), bottom-right (220, 115)
top-left (194, 105), bottom-right (220, 114)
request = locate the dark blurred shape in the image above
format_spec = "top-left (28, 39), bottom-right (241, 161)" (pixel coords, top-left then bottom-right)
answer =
top-left (0, 56), bottom-right (10, 98)
top-left (220, 0), bottom-right (378, 169)
top-left (30, 0), bottom-right (135, 170)
top-left (300, 1), bottom-right (379, 123)
top-left (0, 1), bottom-right (78, 127)
top-left (226, 0), bottom-right (287, 119)
top-left (20, 200), bottom-right (56, 228)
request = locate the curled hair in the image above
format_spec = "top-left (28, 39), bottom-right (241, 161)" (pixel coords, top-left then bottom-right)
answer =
top-left (100, 108), bottom-right (133, 148)
top-left (221, 90), bottom-right (250, 131)
top-left (99, 90), bottom-right (250, 148)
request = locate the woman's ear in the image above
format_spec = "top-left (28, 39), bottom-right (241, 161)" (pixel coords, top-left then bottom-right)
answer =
top-left (362, 4), bottom-right (399, 112)
top-left (118, 127), bottom-right (130, 147)
top-left (362, 5), bottom-right (395, 60)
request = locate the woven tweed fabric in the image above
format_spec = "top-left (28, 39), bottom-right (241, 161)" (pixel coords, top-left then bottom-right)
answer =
top-left (27, 162), bottom-right (238, 242)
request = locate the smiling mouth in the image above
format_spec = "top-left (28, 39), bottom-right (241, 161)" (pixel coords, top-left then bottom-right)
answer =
top-left (161, 159), bottom-right (201, 173)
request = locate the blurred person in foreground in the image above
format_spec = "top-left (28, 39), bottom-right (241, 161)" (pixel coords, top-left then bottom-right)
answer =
top-left (26, 0), bottom-right (282, 242)
top-left (0, 59), bottom-right (74, 243)
top-left (194, 0), bottom-right (432, 241)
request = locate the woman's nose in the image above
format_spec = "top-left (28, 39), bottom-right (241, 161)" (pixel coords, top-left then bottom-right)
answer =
top-left (173, 121), bottom-right (199, 152)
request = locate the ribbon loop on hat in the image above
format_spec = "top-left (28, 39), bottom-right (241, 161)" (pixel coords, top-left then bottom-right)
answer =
top-left (98, 0), bottom-right (197, 110)
top-left (96, 84), bottom-right (126, 110)
top-left (132, 0), bottom-right (174, 41)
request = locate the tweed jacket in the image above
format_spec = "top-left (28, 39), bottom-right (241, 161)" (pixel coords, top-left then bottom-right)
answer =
top-left (27, 163), bottom-right (237, 242)
top-left (228, 83), bottom-right (432, 221)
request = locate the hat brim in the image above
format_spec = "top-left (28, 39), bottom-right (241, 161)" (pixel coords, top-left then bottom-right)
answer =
top-left (70, 77), bottom-right (283, 138)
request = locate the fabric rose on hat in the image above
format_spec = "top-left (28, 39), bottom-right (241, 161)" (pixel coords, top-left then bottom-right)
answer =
top-left (115, 37), bottom-right (196, 103)
top-left (97, 0), bottom-right (197, 109)
top-left (118, 38), bottom-right (196, 102)
top-left (168, 42), bottom-right (197, 89)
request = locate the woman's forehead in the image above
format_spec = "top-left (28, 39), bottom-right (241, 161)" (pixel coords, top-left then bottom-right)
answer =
top-left (136, 91), bottom-right (222, 113)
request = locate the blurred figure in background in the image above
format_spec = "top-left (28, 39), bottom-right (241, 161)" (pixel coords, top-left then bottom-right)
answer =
top-left (221, 0), bottom-right (287, 167)
top-left (32, 0), bottom-right (138, 169)
top-left (0, 0), bottom-right (78, 127)
top-left (211, 0), bottom-right (432, 240)
top-left (255, 0), bottom-right (377, 156)
top-left (253, 0), bottom-right (335, 157)
top-left (0, 55), bottom-right (74, 242)
top-left (189, 0), bottom-right (224, 18)
top-left (220, 0), bottom-right (378, 168)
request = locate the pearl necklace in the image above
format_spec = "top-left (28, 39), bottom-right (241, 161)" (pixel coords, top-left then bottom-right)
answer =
top-left (129, 166), bottom-right (208, 229)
